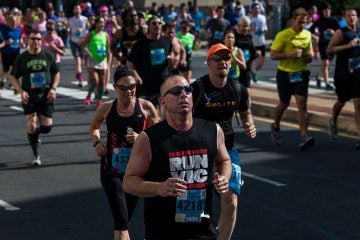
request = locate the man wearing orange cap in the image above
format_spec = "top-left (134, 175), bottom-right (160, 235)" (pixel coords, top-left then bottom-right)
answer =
top-left (192, 43), bottom-right (256, 240)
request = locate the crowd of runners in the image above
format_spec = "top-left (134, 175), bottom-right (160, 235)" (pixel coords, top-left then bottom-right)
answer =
top-left (1, 1), bottom-right (360, 240)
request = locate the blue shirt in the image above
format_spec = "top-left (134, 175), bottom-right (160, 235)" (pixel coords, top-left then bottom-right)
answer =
top-left (190, 11), bottom-right (204, 32)
top-left (0, 26), bottom-right (22, 55)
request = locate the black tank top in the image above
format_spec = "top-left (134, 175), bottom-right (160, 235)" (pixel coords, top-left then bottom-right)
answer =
top-left (335, 26), bottom-right (360, 79)
top-left (143, 118), bottom-right (218, 237)
top-left (120, 27), bottom-right (145, 63)
top-left (102, 99), bottom-right (146, 174)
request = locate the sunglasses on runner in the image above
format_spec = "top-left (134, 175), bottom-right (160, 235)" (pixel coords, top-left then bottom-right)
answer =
top-left (116, 84), bottom-right (136, 91)
top-left (30, 37), bottom-right (42, 41)
top-left (163, 85), bottom-right (193, 97)
top-left (209, 54), bottom-right (231, 62)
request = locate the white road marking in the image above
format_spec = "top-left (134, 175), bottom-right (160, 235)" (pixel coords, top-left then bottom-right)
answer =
top-left (0, 89), bottom-right (21, 102)
top-left (0, 199), bottom-right (20, 211)
top-left (9, 106), bottom-right (23, 112)
top-left (242, 171), bottom-right (287, 187)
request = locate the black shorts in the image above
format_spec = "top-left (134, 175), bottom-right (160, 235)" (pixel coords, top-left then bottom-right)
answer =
top-left (319, 43), bottom-right (334, 60)
top-left (334, 71), bottom-right (360, 103)
top-left (276, 69), bottom-right (310, 103)
top-left (1, 53), bottom-right (18, 72)
top-left (22, 92), bottom-right (54, 117)
top-left (100, 172), bottom-right (138, 231)
top-left (70, 41), bottom-right (84, 58)
top-left (255, 45), bottom-right (266, 57)
top-left (238, 69), bottom-right (252, 88)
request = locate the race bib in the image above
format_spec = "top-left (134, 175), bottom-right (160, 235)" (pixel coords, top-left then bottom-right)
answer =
top-left (11, 39), bottom-right (19, 48)
top-left (150, 48), bottom-right (166, 65)
top-left (97, 46), bottom-right (106, 57)
top-left (243, 50), bottom-right (250, 62)
top-left (111, 148), bottom-right (131, 174)
top-left (214, 31), bottom-right (224, 40)
top-left (348, 56), bottom-right (360, 73)
top-left (229, 163), bottom-right (242, 196)
top-left (289, 72), bottom-right (303, 83)
top-left (30, 72), bottom-right (46, 89)
top-left (323, 31), bottom-right (332, 41)
top-left (175, 189), bottom-right (206, 223)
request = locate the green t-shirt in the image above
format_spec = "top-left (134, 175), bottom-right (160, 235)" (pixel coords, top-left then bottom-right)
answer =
top-left (177, 32), bottom-right (195, 61)
top-left (87, 30), bottom-right (108, 62)
top-left (271, 28), bottom-right (312, 72)
top-left (11, 50), bottom-right (59, 92)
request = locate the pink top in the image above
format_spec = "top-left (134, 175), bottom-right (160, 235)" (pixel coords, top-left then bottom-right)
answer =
top-left (33, 20), bottom-right (47, 35)
top-left (41, 35), bottom-right (64, 63)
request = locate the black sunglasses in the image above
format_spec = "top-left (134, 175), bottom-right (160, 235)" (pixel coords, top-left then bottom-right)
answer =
top-left (30, 37), bottom-right (42, 41)
top-left (163, 85), bottom-right (193, 97)
top-left (210, 54), bottom-right (231, 62)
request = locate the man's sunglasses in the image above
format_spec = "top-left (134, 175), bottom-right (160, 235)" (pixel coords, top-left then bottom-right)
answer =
top-left (209, 54), bottom-right (231, 62)
top-left (115, 84), bottom-right (136, 91)
top-left (30, 37), bottom-right (42, 41)
top-left (163, 85), bottom-right (193, 97)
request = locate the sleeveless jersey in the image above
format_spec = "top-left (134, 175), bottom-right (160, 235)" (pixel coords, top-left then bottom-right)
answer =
top-left (87, 30), bottom-right (108, 62)
top-left (191, 75), bottom-right (249, 148)
top-left (120, 27), bottom-right (145, 62)
top-left (103, 99), bottom-right (146, 175)
top-left (334, 26), bottom-right (360, 79)
top-left (143, 118), bottom-right (217, 234)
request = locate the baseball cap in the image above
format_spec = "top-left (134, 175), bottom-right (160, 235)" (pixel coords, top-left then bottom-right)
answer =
top-left (99, 5), bottom-right (108, 12)
top-left (207, 43), bottom-right (231, 59)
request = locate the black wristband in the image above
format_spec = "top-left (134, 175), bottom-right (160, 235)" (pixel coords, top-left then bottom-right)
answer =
top-left (93, 140), bottom-right (101, 148)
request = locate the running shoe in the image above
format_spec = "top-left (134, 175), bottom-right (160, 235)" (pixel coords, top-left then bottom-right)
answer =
top-left (31, 156), bottom-right (41, 166)
top-left (84, 96), bottom-right (91, 105)
top-left (96, 99), bottom-right (103, 106)
top-left (0, 79), bottom-right (5, 89)
top-left (252, 71), bottom-right (259, 83)
top-left (328, 119), bottom-right (338, 140)
top-left (325, 83), bottom-right (334, 91)
top-left (355, 138), bottom-right (360, 150)
top-left (104, 89), bottom-right (109, 96)
top-left (298, 135), bottom-right (315, 149)
top-left (270, 123), bottom-right (281, 146)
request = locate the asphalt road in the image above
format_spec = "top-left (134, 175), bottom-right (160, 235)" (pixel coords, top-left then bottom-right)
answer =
top-left (0, 54), bottom-right (359, 240)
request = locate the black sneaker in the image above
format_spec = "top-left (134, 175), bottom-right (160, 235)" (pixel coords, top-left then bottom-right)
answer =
top-left (328, 119), bottom-right (338, 140)
top-left (315, 75), bottom-right (321, 88)
top-left (325, 84), bottom-right (334, 91)
top-left (0, 80), bottom-right (5, 89)
top-left (270, 123), bottom-right (281, 145)
top-left (299, 135), bottom-right (315, 149)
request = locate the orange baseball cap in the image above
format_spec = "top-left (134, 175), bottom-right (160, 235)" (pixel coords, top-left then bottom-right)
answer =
top-left (207, 43), bottom-right (231, 59)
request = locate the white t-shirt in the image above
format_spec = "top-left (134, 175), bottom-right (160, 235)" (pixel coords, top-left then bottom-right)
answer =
top-left (250, 14), bottom-right (267, 47)
top-left (68, 15), bottom-right (88, 44)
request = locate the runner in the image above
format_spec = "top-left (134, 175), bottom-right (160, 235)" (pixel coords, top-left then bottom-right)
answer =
top-left (192, 43), bottom-right (256, 240)
top-left (80, 16), bottom-right (110, 107)
top-left (0, 13), bottom-right (23, 89)
top-left (270, 8), bottom-right (315, 149)
top-left (124, 74), bottom-right (232, 240)
top-left (68, 3), bottom-right (88, 87)
top-left (9, 29), bottom-right (60, 166)
top-left (89, 66), bottom-right (158, 240)
top-left (327, 9), bottom-right (360, 149)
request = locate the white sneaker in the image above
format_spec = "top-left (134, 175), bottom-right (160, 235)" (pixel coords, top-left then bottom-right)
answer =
top-left (31, 156), bottom-right (41, 166)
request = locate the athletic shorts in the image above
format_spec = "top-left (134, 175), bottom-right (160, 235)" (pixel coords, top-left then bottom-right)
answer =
top-left (100, 171), bottom-right (138, 231)
top-left (70, 41), bottom-right (84, 58)
top-left (255, 45), bottom-right (266, 57)
top-left (22, 91), bottom-right (54, 117)
top-left (276, 69), bottom-right (310, 104)
top-left (334, 71), bottom-right (360, 103)
top-left (145, 218), bottom-right (218, 240)
top-left (238, 69), bottom-right (252, 88)
top-left (319, 43), bottom-right (334, 60)
top-left (86, 58), bottom-right (108, 69)
top-left (227, 147), bottom-right (242, 196)
top-left (1, 53), bottom-right (18, 72)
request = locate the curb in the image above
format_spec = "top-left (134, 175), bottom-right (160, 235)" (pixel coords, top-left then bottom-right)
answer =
top-left (251, 101), bottom-right (356, 135)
